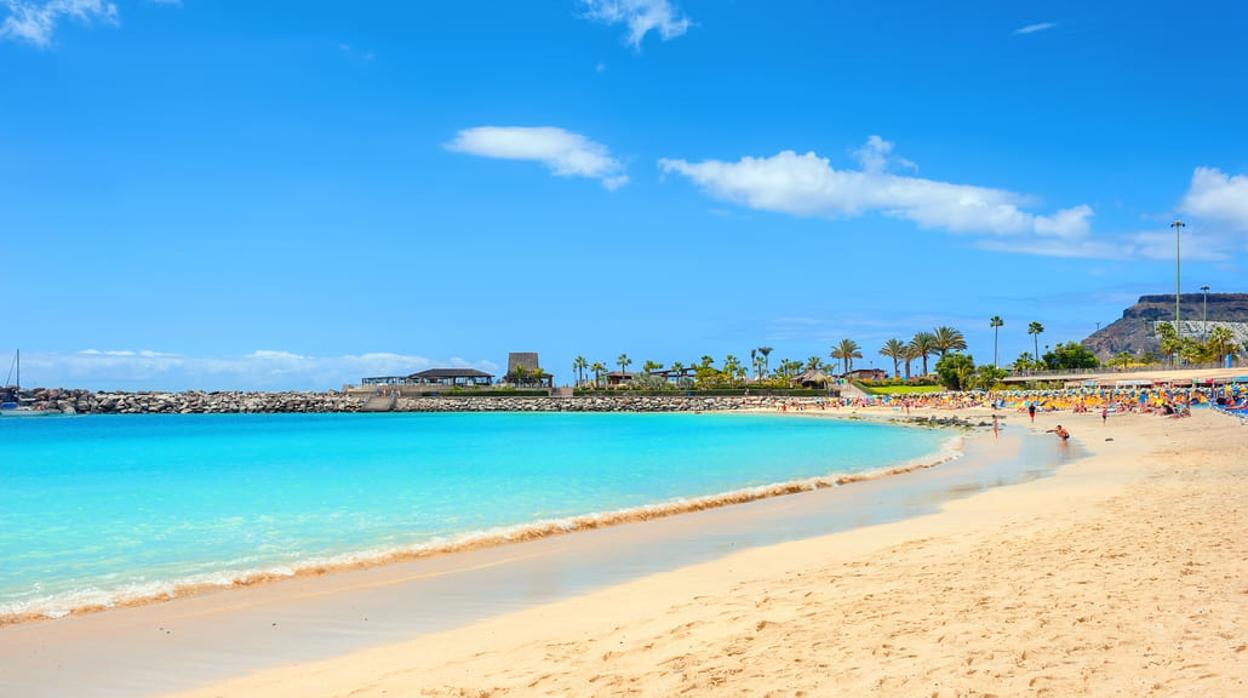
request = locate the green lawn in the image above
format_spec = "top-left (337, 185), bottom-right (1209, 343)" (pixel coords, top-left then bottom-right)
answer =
top-left (859, 384), bottom-right (945, 395)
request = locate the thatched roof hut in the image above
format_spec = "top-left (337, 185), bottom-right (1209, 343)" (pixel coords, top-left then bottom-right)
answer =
top-left (792, 368), bottom-right (831, 387)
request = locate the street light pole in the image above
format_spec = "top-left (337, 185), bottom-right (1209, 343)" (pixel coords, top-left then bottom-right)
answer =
top-left (1171, 219), bottom-right (1185, 337)
top-left (1201, 285), bottom-right (1211, 342)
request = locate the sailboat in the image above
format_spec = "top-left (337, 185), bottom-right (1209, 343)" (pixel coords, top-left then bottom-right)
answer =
top-left (1, 350), bottom-right (48, 417)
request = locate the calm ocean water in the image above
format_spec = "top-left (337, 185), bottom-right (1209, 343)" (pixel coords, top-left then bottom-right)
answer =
top-left (0, 412), bottom-right (949, 618)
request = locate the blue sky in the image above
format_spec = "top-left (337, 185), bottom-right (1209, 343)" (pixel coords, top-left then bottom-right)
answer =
top-left (2, 0), bottom-right (1246, 389)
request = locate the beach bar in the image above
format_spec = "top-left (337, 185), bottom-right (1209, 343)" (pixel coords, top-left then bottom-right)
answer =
top-left (362, 368), bottom-right (495, 387)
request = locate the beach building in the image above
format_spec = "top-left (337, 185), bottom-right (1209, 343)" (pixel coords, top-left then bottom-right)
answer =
top-left (791, 368), bottom-right (832, 388)
top-left (842, 368), bottom-right (888, 382)
top-left (408, 368), bottom-right (494, 387)
top-left (650, 367), bottom-right (696, 384)
top-left (605, 371), bottom-right (638, 387)
top-left (361, 368), bottom-right (494, 387)
top-left (505, 352), bottom-right (553, 387)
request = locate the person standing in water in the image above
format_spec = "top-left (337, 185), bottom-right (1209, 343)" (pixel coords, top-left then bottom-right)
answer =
top-left (1028, 402), bottom-right (1037, 423)
top-left (992, 414), bottom-right (1000, 439)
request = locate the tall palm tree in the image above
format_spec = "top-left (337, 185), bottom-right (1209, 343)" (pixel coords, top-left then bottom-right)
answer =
top-left (806, 355), bottom-right (822, 371)
top-left (757, 346), bottom-right (773, 377)
top-left (879, 338), bottom-right (907, 378)
top-left (902, 344), bottom-right (918, 380)
top-left (616, 353), bottom-right (632, 377)
top-left (590, 361), bottom-right (606, 388)
top-left (573, 355), bottom-right (588, 386)
top-left (723, 354), bottom-right (743, 383)
top-left (669, 360), bottom-right (686, 386)
top-left (641, 359), bottom-right (662, 374)
top-left (1208, 325), bottom-right (1235, 360)
top-left (1027, 322), bottom-right (1045, 363)
top-left (989, 316), bottom-right (1004, 367)
top-left (830, 338), bottom-right (863, 375)
top-left (932, 326), bottom-right (967, 357)
top-left (909, 332), bottom-right (937, 376)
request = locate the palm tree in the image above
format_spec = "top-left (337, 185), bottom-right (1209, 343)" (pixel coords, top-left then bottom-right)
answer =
top-left (909, 332), bottom-right (937, 376)
top-left (669, 360), bottom-right (686, 386)
top-left (806, 355), bottom-right (822, 371)
top-left (932, 326), bottom-right (967, 357)
top-left (1027, 322), bottom-right (1045, 363)
top-left (879, 339), bottom-right (907, 378)
top-left (590, 361), bottom-right (606, 388)
top-left (616, 353), bottom-right (632, 378)
top-left (573, 355), bottom-right (588, 386)
top-left (902, 344), bottom-right (918, 379)
top-left (1208, 325), bottom-right (1235, 361)
top-left (830, 338), bottom-right (863, 375)
top-left (757, 346), bottom-right (773, 377)
top-left (722, 354), bottom-right (743, 383)
top-left (641, 359), bottom-right (662, 375)
top-left (989, 316), bottom-right (1004, 367)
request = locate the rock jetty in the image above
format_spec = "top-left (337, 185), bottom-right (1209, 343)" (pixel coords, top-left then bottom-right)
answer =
top-left (23, 388), bottom-right (360, 415)
top-left (19, 388), bottom-right (825, 415)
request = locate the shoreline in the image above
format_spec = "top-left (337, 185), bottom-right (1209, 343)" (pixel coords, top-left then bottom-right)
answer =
top-left (0, 419), bottom-right (1064, 697)
top-left (1, 412), bottom-right (966, 627)
top-left (163, 409), bottom-right (1247, 697)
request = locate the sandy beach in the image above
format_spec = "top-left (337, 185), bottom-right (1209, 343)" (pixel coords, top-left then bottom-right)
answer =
top-left (162, 408), bottom-right (1246, 697)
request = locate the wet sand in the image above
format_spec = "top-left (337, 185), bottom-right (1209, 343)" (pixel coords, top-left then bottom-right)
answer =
top-left (166, 409), bottom-right (1247, 696)
top-left (0, 419), bottom-right (1061, 696)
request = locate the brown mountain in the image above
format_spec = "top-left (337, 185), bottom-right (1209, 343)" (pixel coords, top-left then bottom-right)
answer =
top-left (1082, 293), bottom-right (1248, 358)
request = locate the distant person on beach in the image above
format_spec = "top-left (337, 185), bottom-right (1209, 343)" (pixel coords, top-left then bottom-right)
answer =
top-left (992, 414), bottom-right (1000, 439)
top-left (1046, 424), bottom-right (1071, 442)
top-left (1028, 402), bottom-right (1037, 423)
top-left (1102, 406), bottom-right (1108, 424)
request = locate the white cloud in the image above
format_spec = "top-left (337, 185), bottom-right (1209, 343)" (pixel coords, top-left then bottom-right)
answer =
top-left (658, 137), bottom-right (1095, 239)
top-left (338, 42), bottom-right (376, 62)
top-left (581, 0), bottom-right (690, 48)
top-left (447, 126), bottom-right (628, 190)
top-left (1181, 166), bottom-right (1248, 231)
top-left (0, 0), bottom-right (117, 47)
top-left (1014, 22), bottom-right (1057, 35)
top-left (852, 135), bottom-right (915, 174)
top-left (20, 350), bottom-right (500, 391)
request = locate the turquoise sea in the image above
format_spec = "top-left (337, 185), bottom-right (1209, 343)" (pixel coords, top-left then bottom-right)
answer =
top-left (0, 412), bottom-right (951, 619)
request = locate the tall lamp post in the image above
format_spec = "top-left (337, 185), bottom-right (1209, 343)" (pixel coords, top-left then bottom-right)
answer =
top-left (1171, 219), bottom-right (1185, 337)
top-left (1201, 285), bottom-right (1211, 342)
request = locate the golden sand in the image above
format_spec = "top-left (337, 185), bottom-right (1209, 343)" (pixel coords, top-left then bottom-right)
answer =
top-left (172, 409), bottom-right (1248, 696)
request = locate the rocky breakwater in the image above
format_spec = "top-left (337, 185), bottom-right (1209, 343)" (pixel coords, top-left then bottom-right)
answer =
top-left (24, 388), bottom-right (360, 414)
top-left (394, 395), bottom-right (808, 412)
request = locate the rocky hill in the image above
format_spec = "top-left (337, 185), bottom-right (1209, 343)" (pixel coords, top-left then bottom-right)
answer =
top-left (1082, 293), bottom-right (1248, 358)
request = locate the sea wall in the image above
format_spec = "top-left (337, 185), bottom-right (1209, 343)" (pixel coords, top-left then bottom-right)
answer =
top-left (24, 389), bottom-right (362, 415)
top-left (22, 388), bottom-right (827, 415)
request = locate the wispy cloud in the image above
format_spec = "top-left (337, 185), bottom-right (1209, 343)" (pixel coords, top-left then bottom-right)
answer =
top-left (1, 0), bottom-right (177, 47)
top-left (1181, 166), bottom-right (1248, 231)
top-left (0, 0), bottom-right (117, 47)
top-left (19, 350), bottom-right (499, 391)
top-left (1013, 22), bottom-right (1057, 35)
top-left (447, 126), bottom-right (628, 190)
top-left (581, 0), bottom-right (691, 49)
top-left (338, 42), bottom-right (376, 62)
top-left (659, 136), bottom-right (1094, 240)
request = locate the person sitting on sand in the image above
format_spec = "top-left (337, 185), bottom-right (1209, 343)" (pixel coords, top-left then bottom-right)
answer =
top-left (1046, 424), bottom-right (1071, 441)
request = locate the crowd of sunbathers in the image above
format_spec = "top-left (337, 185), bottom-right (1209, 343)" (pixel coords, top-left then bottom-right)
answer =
top-left (773, 384), bottom-right (1248, 418)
